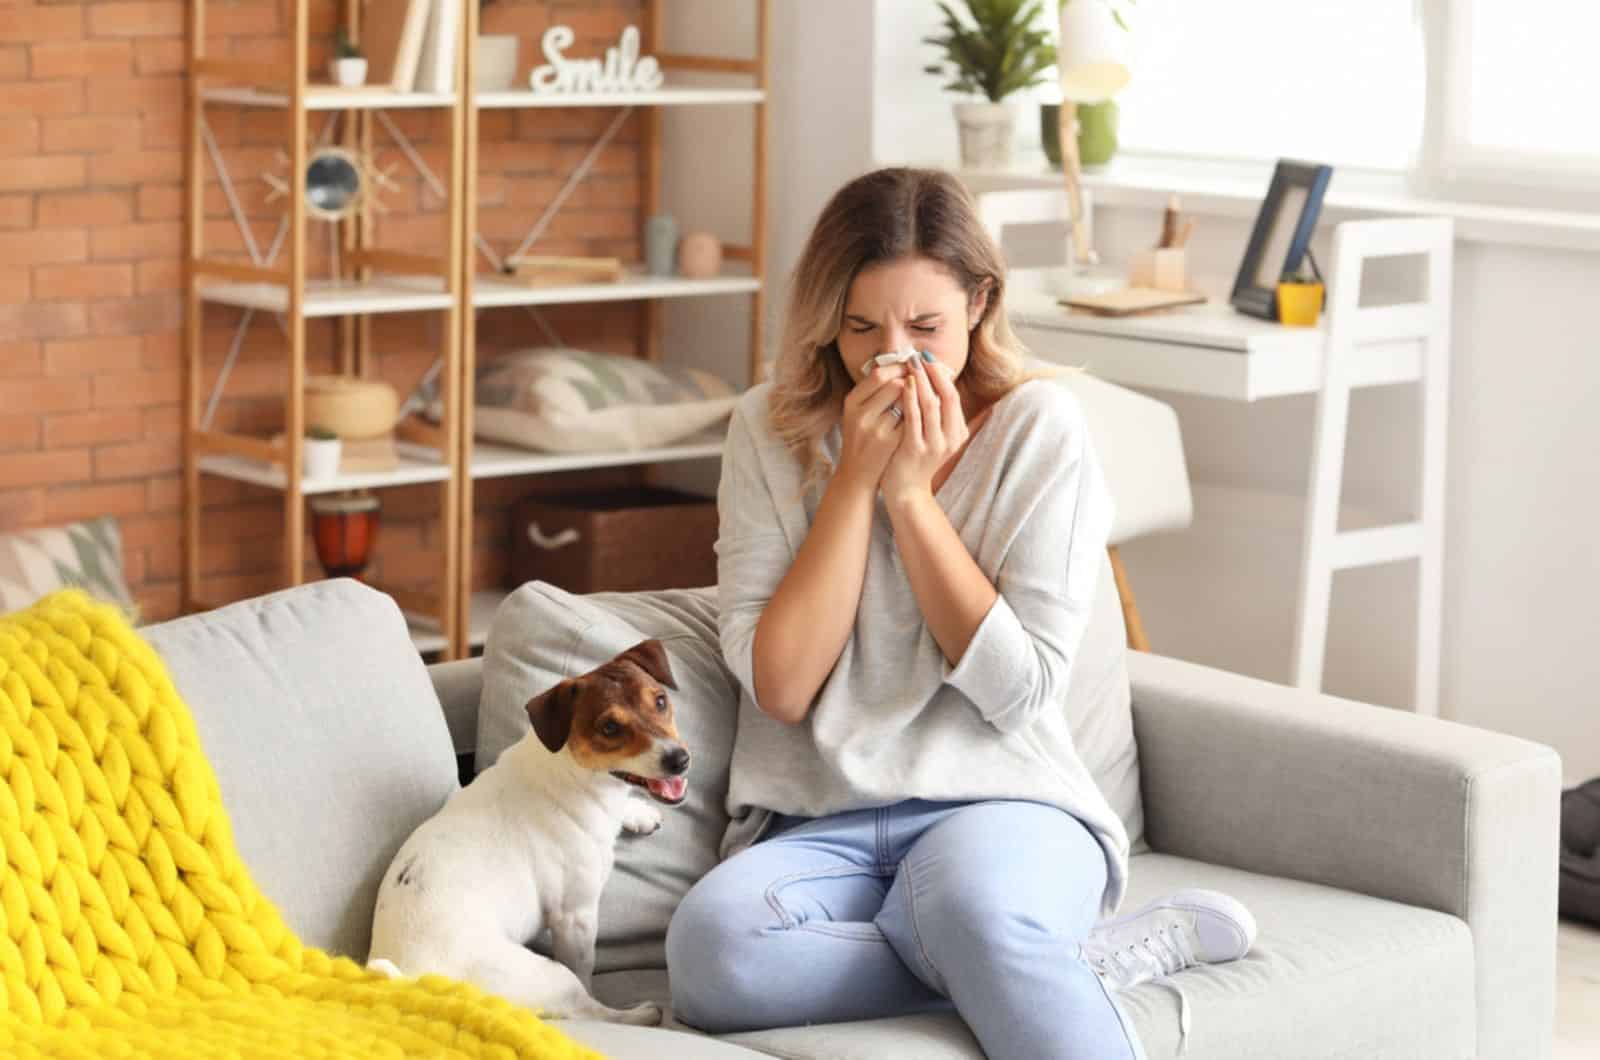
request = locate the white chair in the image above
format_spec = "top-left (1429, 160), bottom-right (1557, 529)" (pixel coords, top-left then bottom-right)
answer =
top-left (976, 188), bottom-right (1195, 650)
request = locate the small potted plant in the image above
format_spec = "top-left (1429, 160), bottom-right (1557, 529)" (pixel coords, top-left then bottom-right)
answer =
top-left (924, 0), bottom-right (1057, 169)
top-left (1276, 251), bottom-right (1326, 328)
top-left (304, 424), bottom-right (343, 480)
top-left (331, 28), bottom-right (368, 88)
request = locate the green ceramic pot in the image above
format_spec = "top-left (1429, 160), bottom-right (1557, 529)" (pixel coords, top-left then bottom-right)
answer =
top-left (1040, 100), bottom-right (1120, 169)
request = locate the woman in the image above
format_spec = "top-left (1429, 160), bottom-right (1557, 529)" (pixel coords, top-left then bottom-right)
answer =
top-left (666, 167), bottom-right (1246, 1059)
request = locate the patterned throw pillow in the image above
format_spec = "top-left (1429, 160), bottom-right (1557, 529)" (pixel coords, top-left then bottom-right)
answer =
top-left (0, 516), bottom-right (137, 618)
top-left (425, 346), bottom-right (738, 453)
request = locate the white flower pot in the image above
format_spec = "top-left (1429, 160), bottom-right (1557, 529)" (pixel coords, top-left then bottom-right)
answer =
top-left (476, 35), bottom-right (520, 93)
top-left (304, 438), bottom-right (343, 481)
top-left (331, 57), bottom-right (368, 88)
top-left (953, 101), bottom-right (1016, 169)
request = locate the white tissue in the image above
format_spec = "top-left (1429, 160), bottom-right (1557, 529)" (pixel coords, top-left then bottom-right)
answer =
top-left (860, 346), bottom-right (919, 376)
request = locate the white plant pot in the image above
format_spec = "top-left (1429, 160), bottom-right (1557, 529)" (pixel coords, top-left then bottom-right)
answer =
top-left (953, 101), bottom-right (1016, 169)
top-left (476, 35), bottom-right (520, 93)
top-left (331, 57), bottom-right (368, 88)
top-left (304, 438), bottom-right (343, 481)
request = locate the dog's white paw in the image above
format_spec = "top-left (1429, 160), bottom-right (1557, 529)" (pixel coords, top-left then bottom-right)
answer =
top-left (620, 798), bottom-right (662, 836)
top-left (367, 958), bottom-right (404, 979)
top-left (613, 1001), bottom-right (664, 1026)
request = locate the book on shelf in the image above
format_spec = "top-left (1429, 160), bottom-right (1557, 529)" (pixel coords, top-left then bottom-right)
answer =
top-left (414, 0), bottom-right (460, 94)
top-left (503, 255), bottom-right (625, 286)
top-left (362, 0), bottom-right (431, 91)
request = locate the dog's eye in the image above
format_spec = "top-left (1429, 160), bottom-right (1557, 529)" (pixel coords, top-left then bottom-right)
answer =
top-left (600, 720), bottom-right (623, 738)
top-left (655, 693), bottom-right (666, 712)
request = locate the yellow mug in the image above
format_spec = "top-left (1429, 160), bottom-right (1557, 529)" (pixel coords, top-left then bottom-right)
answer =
top-left (1276, 282), bottom-right (1325, 327)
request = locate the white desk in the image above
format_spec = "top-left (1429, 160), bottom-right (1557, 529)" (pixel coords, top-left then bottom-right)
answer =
top-left (1007, 282), bottom-right (1420, 403)
top-left (1003, 216), bottom-right (1453, 717)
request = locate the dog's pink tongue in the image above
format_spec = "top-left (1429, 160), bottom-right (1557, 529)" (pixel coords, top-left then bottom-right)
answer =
top-left (649, 776), bottom-right (687, 802)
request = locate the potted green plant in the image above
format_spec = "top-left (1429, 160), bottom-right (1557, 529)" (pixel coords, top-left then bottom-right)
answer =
top-left (304, 424), bottom-right (343, 481)
top-left (331, 28), bottom-right (367, 88)
top-left (923, 0), bottom-right (1058, 169)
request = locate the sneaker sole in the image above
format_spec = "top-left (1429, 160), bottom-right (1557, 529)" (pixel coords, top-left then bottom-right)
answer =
top-left (1102, 887), bottom-right (1257, 963)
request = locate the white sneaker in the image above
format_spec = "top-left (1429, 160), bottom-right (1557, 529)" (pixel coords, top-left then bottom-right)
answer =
top-left (1082, 888), bottom-right (1257, 1052)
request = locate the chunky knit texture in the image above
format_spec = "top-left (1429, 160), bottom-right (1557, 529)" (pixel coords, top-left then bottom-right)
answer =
top-left (0, 590), bottom-right (596, 1059)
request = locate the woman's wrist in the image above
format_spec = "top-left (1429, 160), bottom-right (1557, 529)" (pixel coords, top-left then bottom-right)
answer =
top-left (883, 486), bottom-right (936, 521)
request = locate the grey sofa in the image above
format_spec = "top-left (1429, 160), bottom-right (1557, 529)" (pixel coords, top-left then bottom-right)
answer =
top-left (140, 578), bottom-right (1560, 1060)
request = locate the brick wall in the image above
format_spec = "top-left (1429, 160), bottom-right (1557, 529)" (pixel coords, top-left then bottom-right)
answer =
top-left (1, 0), bottom-right (649, 623)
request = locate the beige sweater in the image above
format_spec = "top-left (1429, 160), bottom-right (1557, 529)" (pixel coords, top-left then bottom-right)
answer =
top-left (714, 379), bottom-right (1130, 916)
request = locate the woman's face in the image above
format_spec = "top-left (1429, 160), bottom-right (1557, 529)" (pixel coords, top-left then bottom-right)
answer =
top-left (837, 256), bottom-right (989, 386)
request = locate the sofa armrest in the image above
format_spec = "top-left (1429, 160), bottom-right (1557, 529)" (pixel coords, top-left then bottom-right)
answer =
top-left (1128, 650), bottom-right (1560, 1060)
top-left (427, 658), bottom-right (483, 758)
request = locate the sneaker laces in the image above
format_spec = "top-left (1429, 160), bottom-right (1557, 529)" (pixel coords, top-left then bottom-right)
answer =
top-left (1086, 922), bottom-right (1196, 1053)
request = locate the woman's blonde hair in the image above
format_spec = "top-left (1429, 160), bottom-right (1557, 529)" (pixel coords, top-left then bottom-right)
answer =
top-left (769, 166), bottom-right (1041, 488)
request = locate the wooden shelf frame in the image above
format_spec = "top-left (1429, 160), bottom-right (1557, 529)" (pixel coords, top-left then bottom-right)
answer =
top-left (452, 0), bottom-right (770, 653)
top-left (184, 1), bottom-right (769, 658)
top-left (183, 0), bottom-right (468, 657)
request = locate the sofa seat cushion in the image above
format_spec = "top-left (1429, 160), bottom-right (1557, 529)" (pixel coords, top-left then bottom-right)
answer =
top-left (603, 853), bottom-right (1476, 1060)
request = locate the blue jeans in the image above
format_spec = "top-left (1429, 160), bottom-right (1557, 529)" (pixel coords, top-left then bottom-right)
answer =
top-left (665, 799), bottom-right (1146, 1060)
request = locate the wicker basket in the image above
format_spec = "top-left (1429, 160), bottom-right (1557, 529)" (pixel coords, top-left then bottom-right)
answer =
top-left (510, 487), bottom-right (718, 594)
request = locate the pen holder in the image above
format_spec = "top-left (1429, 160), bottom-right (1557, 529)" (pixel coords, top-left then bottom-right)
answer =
top-left (1276, 281), bottom-right (1325, 327)
top-left (1129, 247), bottom-right (1189, 292)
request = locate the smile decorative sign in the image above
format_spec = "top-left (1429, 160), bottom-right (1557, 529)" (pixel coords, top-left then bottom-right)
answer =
top-left (529, 25), bottom-right (665, 94)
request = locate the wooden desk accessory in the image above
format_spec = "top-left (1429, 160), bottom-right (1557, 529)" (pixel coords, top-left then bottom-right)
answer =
top-left (1128, 194), bottom-right (1195, 292)
top-left (503, 255), bottom-right (623, 286)
top-left (1061, 195), bottom-right (1206, 316)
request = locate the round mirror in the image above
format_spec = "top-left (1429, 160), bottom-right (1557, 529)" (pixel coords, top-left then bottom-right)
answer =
top-left (305, 148), bottom-right (363, 221)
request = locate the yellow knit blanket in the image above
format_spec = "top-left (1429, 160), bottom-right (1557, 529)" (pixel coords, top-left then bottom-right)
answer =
top-left (0, 591), bottom-right (599, 1058)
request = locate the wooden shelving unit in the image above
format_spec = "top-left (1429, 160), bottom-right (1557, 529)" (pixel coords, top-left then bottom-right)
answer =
top-left (452, 0), bottom-right (770, 652)
top-left (182, 0), bottom-right (467, 656)
top-left (183, 0), bottom-right (769, 657)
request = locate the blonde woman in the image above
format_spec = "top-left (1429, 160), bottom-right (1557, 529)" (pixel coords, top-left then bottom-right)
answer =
top-left (666, 168), bottom-right (1251, 1059)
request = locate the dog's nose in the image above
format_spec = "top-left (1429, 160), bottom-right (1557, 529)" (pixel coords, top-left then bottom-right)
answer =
top-left (660, 746), bottom-right (690, 775)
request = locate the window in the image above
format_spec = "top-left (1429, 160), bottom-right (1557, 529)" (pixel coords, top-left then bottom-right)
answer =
top-left (1112, 0), bottom-right (1426, 173)
top-left (1421, 0), bottom-right (1600, 203)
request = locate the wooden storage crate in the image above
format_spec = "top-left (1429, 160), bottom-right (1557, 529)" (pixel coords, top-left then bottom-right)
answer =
top-left (510, 487), bottom-right (719, 594)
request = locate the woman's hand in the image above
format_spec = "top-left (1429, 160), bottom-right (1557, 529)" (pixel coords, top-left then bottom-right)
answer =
top-left (835, 364), bottom-right (911, 494)
top-left (881, 355), bottom-right (967, 508)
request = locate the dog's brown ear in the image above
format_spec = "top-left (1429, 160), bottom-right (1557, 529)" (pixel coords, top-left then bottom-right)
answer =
top-left (525, 681), bottom-right (577, 753)
top-left (619, 638), bottom-right (676, 689)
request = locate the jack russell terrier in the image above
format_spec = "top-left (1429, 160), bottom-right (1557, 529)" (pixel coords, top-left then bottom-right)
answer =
top-left (367, 639), bottom-right (691, 1025)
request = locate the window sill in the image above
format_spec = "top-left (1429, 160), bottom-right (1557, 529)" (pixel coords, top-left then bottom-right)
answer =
top-left (952, 152), bottom-right (1600, 254)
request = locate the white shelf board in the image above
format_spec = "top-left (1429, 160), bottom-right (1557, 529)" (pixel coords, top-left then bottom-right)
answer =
top-left (471, 434), bottom-right (725, 480)
top-left (474, 269), bottom-right (759, 308)
top-left (407, 589), bottom-right (506, 651)
top-left (198, 276), bottom-right (452, 316)
top-left (198, 443), bottom-right (451, 494)
top-left (202, 86), bottom-right (457, 110)
top-left (476, 86), bottom-right (764, 109)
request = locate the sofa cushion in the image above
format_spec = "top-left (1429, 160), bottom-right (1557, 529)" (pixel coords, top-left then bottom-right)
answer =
top-left (476, 582), bottom-right (739, 973)
top-left (606, 853), bottom-right (1476, 1060)
top-left (0, 515), bottom-right (137, 617)
top-left (141, 578), bottom-right (458, 962)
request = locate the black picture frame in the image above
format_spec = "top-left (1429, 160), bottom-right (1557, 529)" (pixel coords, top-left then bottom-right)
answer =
top-left (1230, 159), bottom-right (1334, 322)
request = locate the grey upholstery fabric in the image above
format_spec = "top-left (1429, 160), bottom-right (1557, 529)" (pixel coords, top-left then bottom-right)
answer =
top-left (1128, 650), bottom-right (1561, 1060)
top-left (142, 579), bottom-right (459, 961)
top-left (475, 582), bottom-right (741, 972)
top-left (427, 657), bottom-right (482, 756)
top-left (589, 853), bottom-right (1476, 1060)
